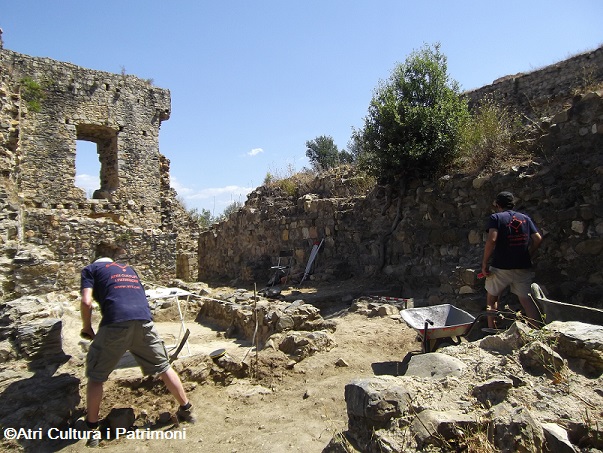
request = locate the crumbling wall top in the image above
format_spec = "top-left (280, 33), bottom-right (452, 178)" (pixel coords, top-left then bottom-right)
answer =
top-left (1, 48), bottom-right (171, 227)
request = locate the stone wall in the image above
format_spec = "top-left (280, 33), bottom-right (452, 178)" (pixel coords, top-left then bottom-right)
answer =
top-left (0, 48), bottom-right (199, 298)
top-left (2, 49), bottom-right (171, 220)
top-left (1, 45), bottom-right (601, 305)
top-left (465, 45), bottom-right (603, 118)
top-left (199, 90), bottom-right (603, 308)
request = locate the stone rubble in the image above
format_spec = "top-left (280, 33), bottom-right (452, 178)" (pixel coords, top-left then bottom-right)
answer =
top-left (327, 320), bottom-right (603, 452)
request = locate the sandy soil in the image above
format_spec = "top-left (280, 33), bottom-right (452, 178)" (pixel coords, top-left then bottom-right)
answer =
top-left (55, 289), bottom-right (418, 452)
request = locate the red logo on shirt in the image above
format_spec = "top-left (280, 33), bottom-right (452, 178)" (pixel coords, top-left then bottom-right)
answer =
top-left (508, 215), bottom-right (526, 233)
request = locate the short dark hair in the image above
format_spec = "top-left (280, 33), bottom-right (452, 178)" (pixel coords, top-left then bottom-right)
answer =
top-left (95, 242), bottom-right (127, 261)
top-left (495, 191), bottom-right (515, 209)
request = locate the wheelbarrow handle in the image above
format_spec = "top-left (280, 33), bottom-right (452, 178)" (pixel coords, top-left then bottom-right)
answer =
top-left (464, 310), bottom-right (504, 337)
top-left (423, 319), bottom-right (434, 352)
top-left (463, 311), bottom-right (494, 337)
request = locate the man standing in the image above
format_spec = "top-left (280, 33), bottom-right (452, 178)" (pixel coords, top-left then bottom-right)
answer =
top-left (481, 191), bottom-right (543, 329)
top-left (80, 243), bottom-right (195, 447)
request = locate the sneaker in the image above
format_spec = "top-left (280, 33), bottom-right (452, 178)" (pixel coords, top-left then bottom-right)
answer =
top-left (86, 432), bottom-right (100, 448)
top-left (83, 421), bottom-right (101, 448)
top-left (176, 404), bottom-right (197, 424)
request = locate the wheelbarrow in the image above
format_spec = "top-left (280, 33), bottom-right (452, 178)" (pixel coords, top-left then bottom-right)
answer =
top-left (400, 304), bottom-right (489, 353)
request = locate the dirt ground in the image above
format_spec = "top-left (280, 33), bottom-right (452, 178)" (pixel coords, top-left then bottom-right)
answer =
top-left (55, 284), bottom-right (418, 452)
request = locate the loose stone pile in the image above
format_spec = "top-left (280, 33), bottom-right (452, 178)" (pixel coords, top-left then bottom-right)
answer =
top-left (327, 321), bottom-right (603, 452)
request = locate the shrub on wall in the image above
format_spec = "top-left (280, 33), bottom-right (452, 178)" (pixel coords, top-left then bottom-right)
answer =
top-left (455, 95), bottom-right (525, 173)
top-left (20, 77), bottom-right (46, 113)
top-left (355, 43), bottom-right (469, 184)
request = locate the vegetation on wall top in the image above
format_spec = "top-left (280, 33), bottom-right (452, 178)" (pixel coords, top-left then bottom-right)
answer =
top-left (353, 43), bottom-right (470, 187)
top-left (19, 76), bottom-right (46, 113)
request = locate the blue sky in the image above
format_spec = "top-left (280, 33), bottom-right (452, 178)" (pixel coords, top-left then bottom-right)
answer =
top-left (3, 1), bottom-right (602, 215)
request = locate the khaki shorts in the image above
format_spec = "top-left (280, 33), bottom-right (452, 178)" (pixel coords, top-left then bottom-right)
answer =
top-left (485, 267), bottom-right (534, 298)
top-left (86, 320), bottom-right (170, 382)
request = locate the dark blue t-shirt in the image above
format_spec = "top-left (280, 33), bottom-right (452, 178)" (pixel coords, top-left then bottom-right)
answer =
top-left (81, 258), bottom-right (152, 326)
top-left (486, 210), bottom-right (538, 269)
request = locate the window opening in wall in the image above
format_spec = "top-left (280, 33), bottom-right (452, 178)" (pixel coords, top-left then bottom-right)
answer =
top-left (75, 124), bottom-right (119, 199)
top-left (75, 140), bottom-right (100, 198)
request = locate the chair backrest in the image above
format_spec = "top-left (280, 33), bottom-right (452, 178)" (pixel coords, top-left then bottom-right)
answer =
top-left (275, 250), bottom-right (293, 268)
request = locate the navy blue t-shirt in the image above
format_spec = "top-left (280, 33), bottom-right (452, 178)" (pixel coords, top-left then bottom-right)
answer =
top-left (486, 210), bottom-right (538, 269)
top-left (81, 258), bottom-right (152, 326)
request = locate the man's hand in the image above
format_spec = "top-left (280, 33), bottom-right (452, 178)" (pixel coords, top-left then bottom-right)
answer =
top-left (80, 288), bottom-right (95, 340)
top-left (80, 326), bottom-right (95, 340)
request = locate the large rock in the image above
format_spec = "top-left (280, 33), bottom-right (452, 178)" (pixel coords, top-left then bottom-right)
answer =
top-left (541, 423), bottom-right (578, 453)
top-left (277, 330), bottom-right (336, 361)
top-left (16, 318), bottom-right (64, 359)
top-left (172, 354), bottom-right (213, 384)
top-left (471, 377), bottom-right (514, 405)
top-left (480, 321), bottom-right (533, 354)
top-left (0, 372), bottom-right (81, 446)
top-left (0, 295), bottom-right (65, 327)
top-left (490, 403), bottom-right (544, 452)
top-left (0, 295), bottom-right (66, 362)
top-left (519, 340), bottom-right (565, 375)
top-left (11, 248), bottom-right (62, 296)
top-left (198, 293), bottom-right (333, 346)
top-left (411, 410), bottom-right (479, 449)
top-left (0, 339), bottom-right (16, 362)
top-left (106, 407), bottom-right (136, 432)
top-left (345, 376), bottom-right (413, 442)
top-left (544, 321), bottom-right (603, 376)
top-left (404, 352), bottom-right (466, 379)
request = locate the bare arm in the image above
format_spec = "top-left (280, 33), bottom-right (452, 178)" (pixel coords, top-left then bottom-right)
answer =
top-left (529, 232), bottom-right (543, 256)
top-left (481, 228), bottom-right (498, 276)
top-left (80, 287), bottom-right (96, 339)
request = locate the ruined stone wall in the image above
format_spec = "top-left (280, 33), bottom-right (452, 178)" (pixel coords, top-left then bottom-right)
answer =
top-left (465, 45), bottom-right (603, 118)
top-left (199, 90), bottom-right (603, 308)
top-left (0, 48), bottom-right (199, 298)
top-left (2, 49), bottom-right (170, 220)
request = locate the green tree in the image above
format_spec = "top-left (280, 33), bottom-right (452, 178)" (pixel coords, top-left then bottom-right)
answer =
top-left (347, 130), bottom-right (365, 163)
top-left (357, 43), bottom-right (469, 184)
top-left (338, 149), bottom-right (355, 165)
top-left (188, 207), bottom-right (215, 230)
top-left (305, 135), bottom-right (341, 171)
top-left (222, 200), bottom-right (243, 218)
top-left (354, 43), bottom-right (469, 272)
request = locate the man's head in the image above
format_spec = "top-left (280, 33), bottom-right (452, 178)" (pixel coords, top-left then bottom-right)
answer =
top-left (113, 247), bottom-right (129, 263)
top-left (495, 191), bottom-right (515, 209)
top-left (95, 243), bottom-right (129, 262)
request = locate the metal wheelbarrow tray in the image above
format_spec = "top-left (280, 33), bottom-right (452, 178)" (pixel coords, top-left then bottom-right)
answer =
top-left (400, 304), bottom-right (484, 353)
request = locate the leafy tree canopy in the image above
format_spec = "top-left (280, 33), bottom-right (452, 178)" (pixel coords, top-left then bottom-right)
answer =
top-left (305, 135), bottom-right (353, 171)
top-left (356, 43), bottom-right (469, 185)
top-left (222, 200), bottom-right (243, 218)
top-left (188, 207), bottom-right (215, 230)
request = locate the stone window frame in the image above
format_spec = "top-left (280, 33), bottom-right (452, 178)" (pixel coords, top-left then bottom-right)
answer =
top-left (75, 124), bottom-right (119, 199)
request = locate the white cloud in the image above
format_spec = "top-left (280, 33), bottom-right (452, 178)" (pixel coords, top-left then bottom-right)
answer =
top-left (187, 185), bottom-right (253, 200)
top-left (171, 177), bottom-right (254, 214)
top-left (170, 176), bottom-right (193, 196)
top-left (75, 173), bottom-right (99, 194)
top-left (247, 147), bottom-right (264, 157)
